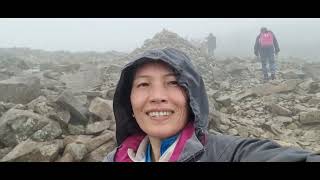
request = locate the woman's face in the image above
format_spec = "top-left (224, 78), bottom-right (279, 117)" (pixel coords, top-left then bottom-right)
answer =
top-left (130, 62), bottom-right (189, 140)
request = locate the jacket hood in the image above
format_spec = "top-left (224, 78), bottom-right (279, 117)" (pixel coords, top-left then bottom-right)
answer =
top-left (113, 48), bottom-right (209, 145)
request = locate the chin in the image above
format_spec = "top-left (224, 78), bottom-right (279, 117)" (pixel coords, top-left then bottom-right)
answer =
top-left (147, 128), bottom-right (179, 139)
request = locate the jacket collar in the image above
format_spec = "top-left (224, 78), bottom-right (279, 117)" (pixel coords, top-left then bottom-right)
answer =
top-left (106, 122), bottom-right (205, 162)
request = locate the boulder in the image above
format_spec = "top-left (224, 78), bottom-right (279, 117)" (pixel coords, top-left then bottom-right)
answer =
top-left (31, 120), bottom-right (62, 142)
top-left (105, 88), bottom-right (116, 100)
top-left (48, 109), bottom-right (71, 128)
top-left (251, 79), bottom-right (302, 96)
top-left (0, 147), bottom-right (13, 159)
top-left (43, 71), bottom-right (62, 81)
top-left (62, 142), bottom-right (88, 162)
top-left (302, 63), bottom-right (320, 81)
top-left (85, 130), bottom-right (114, 152)
top-left (82, 140), bottom-right (116, 162)
top-left (269, 103), bottom-right (292, 116)
top-left (52, 64), bottom-right (81, 73)
top-left (63, 135), bottom-right (93, 147)
top-left (298, 78), bottom-right (314, 91)
top-left (309, 82), bottom-right (320, 94)
top-left (307, 97), bottom-right (320, 106)
top-left (40, 77), bottom-right (66, 92)
top-left (27, 96), bottom-right (54, 116)
top-left (0, 139), bottom-right (63, 162)
top-left (85, 121), bottom-right (110, 135)
top-left (300, 111), bottom-right (320, 124)
top-left (0, 76), bottom-right (41, 104)
top-left (0, 109), bottom-right (51, 147)
top-left (215, 95), bottom-right (232, 107)
top-left (68, 124), bottom-right (85, 135)
top-left (280, 70), bottom-right (305, 79)
top-left (224, 62), bottom-right (248, 76)
top-left (88, 97), bottom-right (113, 121)
top-left (274, 116), bottom-right (293, 125)
top-left (54, 90), bottom-right (88, 124)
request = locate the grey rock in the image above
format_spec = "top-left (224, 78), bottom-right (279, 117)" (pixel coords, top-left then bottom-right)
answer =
top-left (274, 116), bottom-right (293, 125)
top-left (82, 140), bottom-right (116, 162)
top-left (54, 90), bottom-right (88, 124)
top-left (0, 76), bottom-right (41, 104)
top-left (43, 71), bottom-right (62, 81)
top-left (27, 96), bottom-right (54, 116)
top-left (228, 128), bottom-right (238, 136)
top-left (85, 130), bottom-right (114, 152)
top-left (52, 64), bottom-right (81, 73)
top-left (216, 95), bottom-right (232, 107)
top-left (105, 88), bottom-right (116, 100)
top-left (236, 125), bottom-right (249, 137)
top-left (56, 152), bottom-right (74, 162)
top-left (280, 70), bottom-right (305, 79)
top-left (63, 135), bottom-right (93, 147)
top-left (307, 97), bottom-right (320, 106)
top-left (63, 142), bottom-right (88, 162)
top-left (302, 63), bottom-right (320, 81)
top-left (287, 123), bottom-right (298, 130)
top-left (270, 103), bottom-right (292, 116)
top-left (48, 109), bottom-right (71, 128)
top-left (31, 121), bottom-right (62, 142)
top-left (1, 139), bottom-right (63, 162)
top-left (251, 79), bottom-right (302, 96)
top-left (82, 90), bottom-right (104, 98)
top-left (88, 97), bottom-right (113, 121)
top-left (0, 147), bottom-right (13, 159)
top-left (298, 78), bottom-right (314, 91)
top-left (300, 111), bottom-right (320, 124)
top-left (68, 124), bottom-right (85, 135)
top-left (75, 95), bottom-right (88, 107)
top-left (0, 109), bottom-right (50, 147)
top-left (85, 121), bottom-right (110, 135)
top-left (309, 82), bottom-right (320, 94)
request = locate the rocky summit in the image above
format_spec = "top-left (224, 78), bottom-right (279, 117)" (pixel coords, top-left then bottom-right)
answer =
top-left (0, 30), bottom-right (320, 161)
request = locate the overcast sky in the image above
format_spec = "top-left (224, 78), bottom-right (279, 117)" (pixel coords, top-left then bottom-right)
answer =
top-left (1, 18), bottom-right (320, 57)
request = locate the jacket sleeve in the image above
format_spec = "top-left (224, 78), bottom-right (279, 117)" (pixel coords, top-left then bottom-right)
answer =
top-left (211, 135), bottom-right (320, 162)
top-left (254, 35), bottom-right (260, 56)
top-left (103, 148), bottom-right (117, 162)
top-left (272, 32), bottom-right (280, 53)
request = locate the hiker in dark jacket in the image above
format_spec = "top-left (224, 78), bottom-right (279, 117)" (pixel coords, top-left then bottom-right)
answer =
top-left (104, 47), bottom-right (320, 162)
top-left (207, 33), bottom-right (216, 57)
top-left (254, 27), bottom-right (280, 81)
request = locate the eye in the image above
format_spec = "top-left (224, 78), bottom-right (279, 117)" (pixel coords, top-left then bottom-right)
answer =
top-left (168, 81), bottom-right (178, 86)
top-left (137, 82), bottom-right (149, 88)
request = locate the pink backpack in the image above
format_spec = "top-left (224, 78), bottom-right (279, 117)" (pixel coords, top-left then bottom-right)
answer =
top-left (259, 32), bottom-right (274, 47)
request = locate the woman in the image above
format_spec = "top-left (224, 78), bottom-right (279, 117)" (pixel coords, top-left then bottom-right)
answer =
top-left (104, 47), bottom-right (320, 162)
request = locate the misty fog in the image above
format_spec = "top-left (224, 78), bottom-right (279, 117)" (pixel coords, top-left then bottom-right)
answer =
top-left (2, 18), bottom-right (320, 162)
top-left (0, 18), bottom-right (320, 59)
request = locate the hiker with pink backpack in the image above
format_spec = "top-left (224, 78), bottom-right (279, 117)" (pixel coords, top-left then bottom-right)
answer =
top-left (254, 27), bottom-right (280, 82)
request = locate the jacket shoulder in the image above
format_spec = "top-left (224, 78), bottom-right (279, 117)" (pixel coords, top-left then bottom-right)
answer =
top-left (203, 133), bottom-right (243, 161)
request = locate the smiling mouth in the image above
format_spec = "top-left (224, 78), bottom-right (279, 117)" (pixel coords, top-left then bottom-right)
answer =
top-left (146, 111), bottom-right (174, 118)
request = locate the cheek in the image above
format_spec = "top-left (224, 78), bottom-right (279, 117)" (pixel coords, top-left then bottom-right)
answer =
top-left (130, 90), bottom-right (145, 112)
top-left (170, 89), bottom-right (188, 112)
top-left (175, 88), bottom-right (188, 106)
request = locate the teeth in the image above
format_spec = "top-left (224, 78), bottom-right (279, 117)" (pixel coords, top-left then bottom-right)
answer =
top-left (148, 111), bottom-right (172, 117)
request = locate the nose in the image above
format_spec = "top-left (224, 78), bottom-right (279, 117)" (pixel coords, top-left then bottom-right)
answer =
top-left (149, 85), bottom-right (168, 104)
